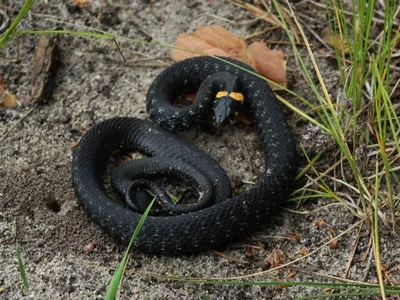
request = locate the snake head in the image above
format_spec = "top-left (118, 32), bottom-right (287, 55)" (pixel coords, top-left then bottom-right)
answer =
top-left (213, 91), bottom-right (244, 125)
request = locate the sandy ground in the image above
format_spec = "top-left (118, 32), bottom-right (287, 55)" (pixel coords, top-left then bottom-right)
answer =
top-left (1, 1), bottom-right (399, 299)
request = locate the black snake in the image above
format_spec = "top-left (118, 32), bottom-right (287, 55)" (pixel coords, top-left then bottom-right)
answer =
top-left (72, 56), bottom-right (298, 254)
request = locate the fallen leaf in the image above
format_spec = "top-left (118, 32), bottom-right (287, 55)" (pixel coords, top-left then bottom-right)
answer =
top-left (329, 239), bottom-right (338, 249)
top-left (287, 269), bottom-right (297, 279)
top-left (83, 243), bottom-right (97, 254)
top-left (0, 91), bottom-right (18, 108)
top-left (273, 249), bottom-right (283, 267)
top-left (246, 244), bottom-right (265, 259)
top-left (193, 25), bottom-right (246, 55)
top-left (299, 247), bottom-right (309, 255)
top-left (171, 25), bottom-right (286, 91)
top-left (0, 77), bottom-right (5, 93)
top-left (210, 249), bottom-right (250, 264)
top-left (264, 249), bottom-right (283, 268)
top-left (315, 217), bottom-right (324, 229)
top-left (287, 233), bottom-right (301, 241)
top-left (73, 0), bottom-right (90, 7)
top-left (244, 41), bottom-right (286, 88)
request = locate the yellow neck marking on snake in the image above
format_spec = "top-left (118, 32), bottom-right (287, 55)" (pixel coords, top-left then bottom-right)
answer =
top-left (229, 92), bottom-right (244, 103)
top-left (216, 91), bottom-right (228, 98)
top-left (216, 91), bottom-right (244, 104)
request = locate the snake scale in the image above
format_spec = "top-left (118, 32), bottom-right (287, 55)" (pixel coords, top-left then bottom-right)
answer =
top-left (72, 56), bottom-right (298, 254)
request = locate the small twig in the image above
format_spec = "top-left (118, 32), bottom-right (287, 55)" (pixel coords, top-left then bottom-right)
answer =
top-left (244, 26), bottom-right (280, 40)
top-left (263, 40), bottom-right (309, 46)
top-left (113, 38), bottom-right (126, 62)
top-left (343, 221), bottom-right (364, 279)
top-left (362, 247), bottom-right (374, 282)
top-left (210, 250), bottom-right (250, 264)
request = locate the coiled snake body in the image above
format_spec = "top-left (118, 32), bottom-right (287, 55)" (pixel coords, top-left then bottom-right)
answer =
top-left (72, 56), bottom-right (298, 254)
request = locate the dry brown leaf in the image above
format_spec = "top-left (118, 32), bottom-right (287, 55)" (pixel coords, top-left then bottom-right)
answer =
top-left (286, 232), bottom-right (301, 241)
top-left (0, 91), bottom-right (18, 108)
top-left (83, 243), bottom-right (97, 254)
top-left (245, 41), bottom-right (286, 88)
top-left (287, 269), bottom-right (298, 279)
top-left (210, 250), bottom-right (250, 264)
top-left (171, 34), bottom-right (221, 61)
top-left (171, 25), bottom-right (287, 91)
top-left (329, 239), bottom-right (338, 249)
top-left (193, 25), bottom-right (246, 54)
top-left (3, 92), bottom-right (17, 108)
top-left (0, 78), bottom-right (5, 94)
top-left (73, 0), bottom-right (90, 8)
top-left (264, 249), bottom-right (283, 268)
top-left (315, 217), bottom-right (324, 229)
top-left (299, 247), bottom-right (309, 255)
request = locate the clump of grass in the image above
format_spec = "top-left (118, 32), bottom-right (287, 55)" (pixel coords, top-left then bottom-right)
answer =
top-left (264, 0), bottom-right (400, 226)
top-left (269, 0), bottom-right (399, 298)
top-left (326, 0), bottom-right (400, 226)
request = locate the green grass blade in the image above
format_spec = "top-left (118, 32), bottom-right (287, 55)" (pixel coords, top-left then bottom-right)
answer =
top-left (0, 0), bottom-right (37, 47)
top-left (16, 247), bottom-right (29, 295)
top-left (373, 161), bottom-right (386, 298)
top-left (104, 198), bottom-right (155, 300)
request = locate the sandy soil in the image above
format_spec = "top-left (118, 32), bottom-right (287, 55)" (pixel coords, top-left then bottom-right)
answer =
top-left (1, 1), bottom-right (399, 299)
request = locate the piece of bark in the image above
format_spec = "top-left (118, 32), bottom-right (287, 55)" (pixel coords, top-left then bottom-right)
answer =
top-left (31, 36), bottom-right (58, 103)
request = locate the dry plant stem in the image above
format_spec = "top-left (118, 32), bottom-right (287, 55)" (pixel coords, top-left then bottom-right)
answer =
top-left (228, 0), bottom-right (284, 28)
top-left (202, 12), bottom-right (238, 24)
top-left (264, 40), bottom-right (309, 46)
top-left (244, 26), bottom-right (280, 40)
top-left (362, 248), bottom-right (374, 282)
top-left (373, 160), bottom-right (387, 299)
top-left (293, 267), bottom-right (382, 286)
top-left (283, 203), bottom-right (342, 215)
top-left (209, 250), bottom-right (250, 264)
top-left (343, 222), bottom-right (364, 279)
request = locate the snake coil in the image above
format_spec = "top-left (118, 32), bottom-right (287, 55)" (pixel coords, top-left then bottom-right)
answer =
top-left (72, 56), bottom-right (298, 254)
